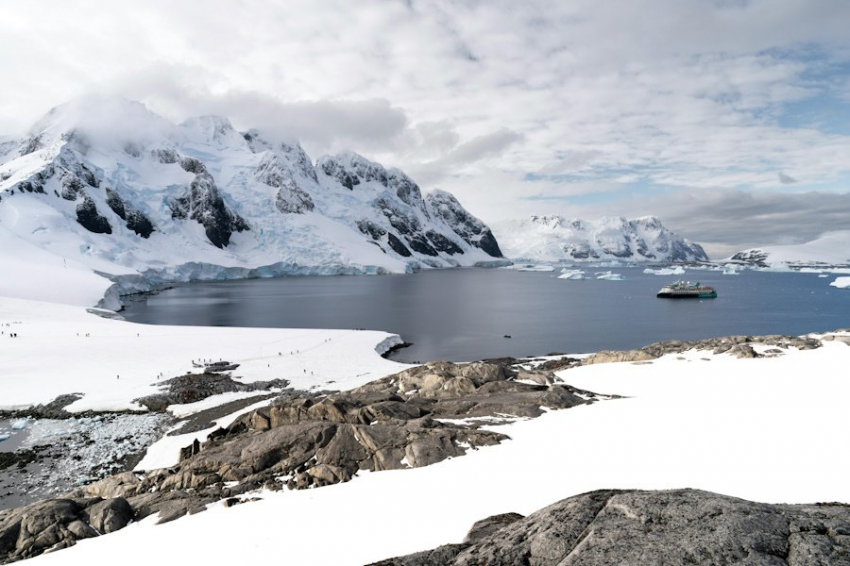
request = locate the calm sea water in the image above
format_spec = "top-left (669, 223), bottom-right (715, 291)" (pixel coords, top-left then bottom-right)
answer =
top-left (122, 268), bottom-right (850, 362)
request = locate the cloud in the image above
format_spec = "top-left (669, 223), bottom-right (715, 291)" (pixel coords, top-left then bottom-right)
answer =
top-left (779, 172), bottom-right (798, 184)
top-left (407, 128), bottom-right (524, 184)
top-left (1, 0), bottom-right (850, 250)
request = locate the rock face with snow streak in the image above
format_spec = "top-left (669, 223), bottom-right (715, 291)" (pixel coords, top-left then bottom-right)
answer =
top-left (373, 489), bottom-right (850, 566)
top-left (0, 96), bottom-right (504, 304)
top-left (493, 215), bottom-right (708, 263)
top-left (426, 189), bottom-right (503, 258)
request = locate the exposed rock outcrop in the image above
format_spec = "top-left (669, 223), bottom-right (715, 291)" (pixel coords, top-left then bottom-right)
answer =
top-left (105, 188), bottom-right (155, 238)
top-left (583, 334), bottom-right (821, 365)
top-left (134, 363), bottom-right (289, 412)
top-left (84, 361), bottom-right (602, 505)
top-left (373, 489), bottom-right (850, 566)
top-left (0, 360), bottom-right (611, 564)
top-left (0, 497), bottom-right (133, 563)
top-left (426, 190), bottom-right (503, 259)
top-left (169, 171), bottom-right (249, 248)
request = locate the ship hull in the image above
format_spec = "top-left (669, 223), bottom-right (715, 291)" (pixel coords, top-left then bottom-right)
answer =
top-left (657, 291), bottom-right (717, 299)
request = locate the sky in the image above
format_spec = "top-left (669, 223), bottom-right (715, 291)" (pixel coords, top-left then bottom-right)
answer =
top-left (2, 0), bottom-right (850, 256)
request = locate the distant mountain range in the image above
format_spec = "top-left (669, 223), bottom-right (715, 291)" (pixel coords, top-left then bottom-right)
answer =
top-left (0, 96), bottom-right (506, 305)
top-left (492, 215), bottom-right (709, 263)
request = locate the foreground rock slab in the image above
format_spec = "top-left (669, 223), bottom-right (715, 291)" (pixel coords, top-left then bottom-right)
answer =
top-left (372, 489), bottom-right (850, 566)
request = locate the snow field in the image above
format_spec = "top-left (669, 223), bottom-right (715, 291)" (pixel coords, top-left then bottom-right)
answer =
top-left (0, 296), bottom-right (410, 413)
top-left (30, 338), bottom-right (850, 566)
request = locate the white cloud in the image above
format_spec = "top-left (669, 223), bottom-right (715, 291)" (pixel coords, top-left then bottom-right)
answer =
top-left (2, 0), bottom-right (850, 248)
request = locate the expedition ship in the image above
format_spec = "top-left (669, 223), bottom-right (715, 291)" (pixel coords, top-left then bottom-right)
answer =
top-left (657, 280), bottom-right (717, 299)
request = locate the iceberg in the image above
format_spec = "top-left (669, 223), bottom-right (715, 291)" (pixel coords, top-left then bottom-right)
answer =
top-left (830, 277), bottom-right (850, 289)
top-left (510, 264), bottom-right (556, 272)
top-left (558, 269), bottom-right (587, 280)
top-left (595, 271), bottom-right (625, 281)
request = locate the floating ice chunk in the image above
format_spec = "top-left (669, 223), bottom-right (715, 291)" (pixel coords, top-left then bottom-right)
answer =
top-left (511, 264), bottom-right (555, 272)
top-left (722, 266), bottom-right (740, 275)
top-left (0, 433), bottom-right (9, 442)
top-left (11, 419), bottom-right (29, 430)
top-left (594, 260), bottom-right (625, 268)
top-left (595, 271), bottom-right (624, 281)
top-left (643, 266), bottom-right (685, 276)
top-left (818, 274), bottom-right (829, 278)
top-left (558, 269), bottom-right (587, 280)
top-left (830, 276), bottom-right (850, 289)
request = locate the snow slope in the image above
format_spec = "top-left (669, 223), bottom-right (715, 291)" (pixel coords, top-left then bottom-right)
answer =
top-left (493, 215), bottom-right (708, 263)
top-left (0, 296), bottom-right (409, 413)
top-left (0, 96), bottom-right (504, 308)
top-left (731, 231), bottom-right (850, 267)
top-left (29, 336), bottom-right (850, 566)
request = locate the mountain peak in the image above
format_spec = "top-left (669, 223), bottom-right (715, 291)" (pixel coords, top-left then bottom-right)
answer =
top-left (29, 95), bottom-right (171, 142)
top-left (179, 115), bottom-right (244, 147)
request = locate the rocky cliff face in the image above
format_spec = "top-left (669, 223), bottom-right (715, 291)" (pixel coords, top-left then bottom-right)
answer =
top-left (426, 189), bottom-right (503, 258)
top-left (493, 214), bottom-right (708, 263)
top-left (0, 96), bottom-right (504, 292)
top-left (372, 489), bottom-right (850, 566)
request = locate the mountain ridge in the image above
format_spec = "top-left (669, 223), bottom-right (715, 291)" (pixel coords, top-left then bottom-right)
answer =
top-left (492, 214), bottom-right (708, 263)
top-left (0, 96), bottom-right (506, 307)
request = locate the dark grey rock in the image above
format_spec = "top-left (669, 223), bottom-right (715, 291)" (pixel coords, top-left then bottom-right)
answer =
top-left (357, 219), bottom-right (387, 240)
top-left (83, 498), bottom-right (133, 534)
top-left (134, 366), bottom-right (287, 412)
top-left (463, 512), bottom-right (524, 543)
top-left (126, 210), bottom-right (155, 238)
top-left (425, 190), bottom-right (503, 258)
top-left (76, 196), bottom-right (112, 234)
top-left (0, 497), bottom-right (134, 563)
top-left (375, 489), bottom-right (850, 566)
top-left (387, 233), bottom-right (412, 257)
top-left (169, 171), bottom-right (249, 248)
top-left (105, 187), bottom-right (127, 219)
top-left (106, 188), bottom-right (156, 238)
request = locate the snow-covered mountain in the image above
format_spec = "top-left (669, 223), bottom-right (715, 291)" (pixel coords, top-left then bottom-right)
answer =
top-left (492, 215), bottom-right (708, 263)
top-left (0, 96), bottom-right (504, 306)
top-left (730, 231), bottom-right (850, 267)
